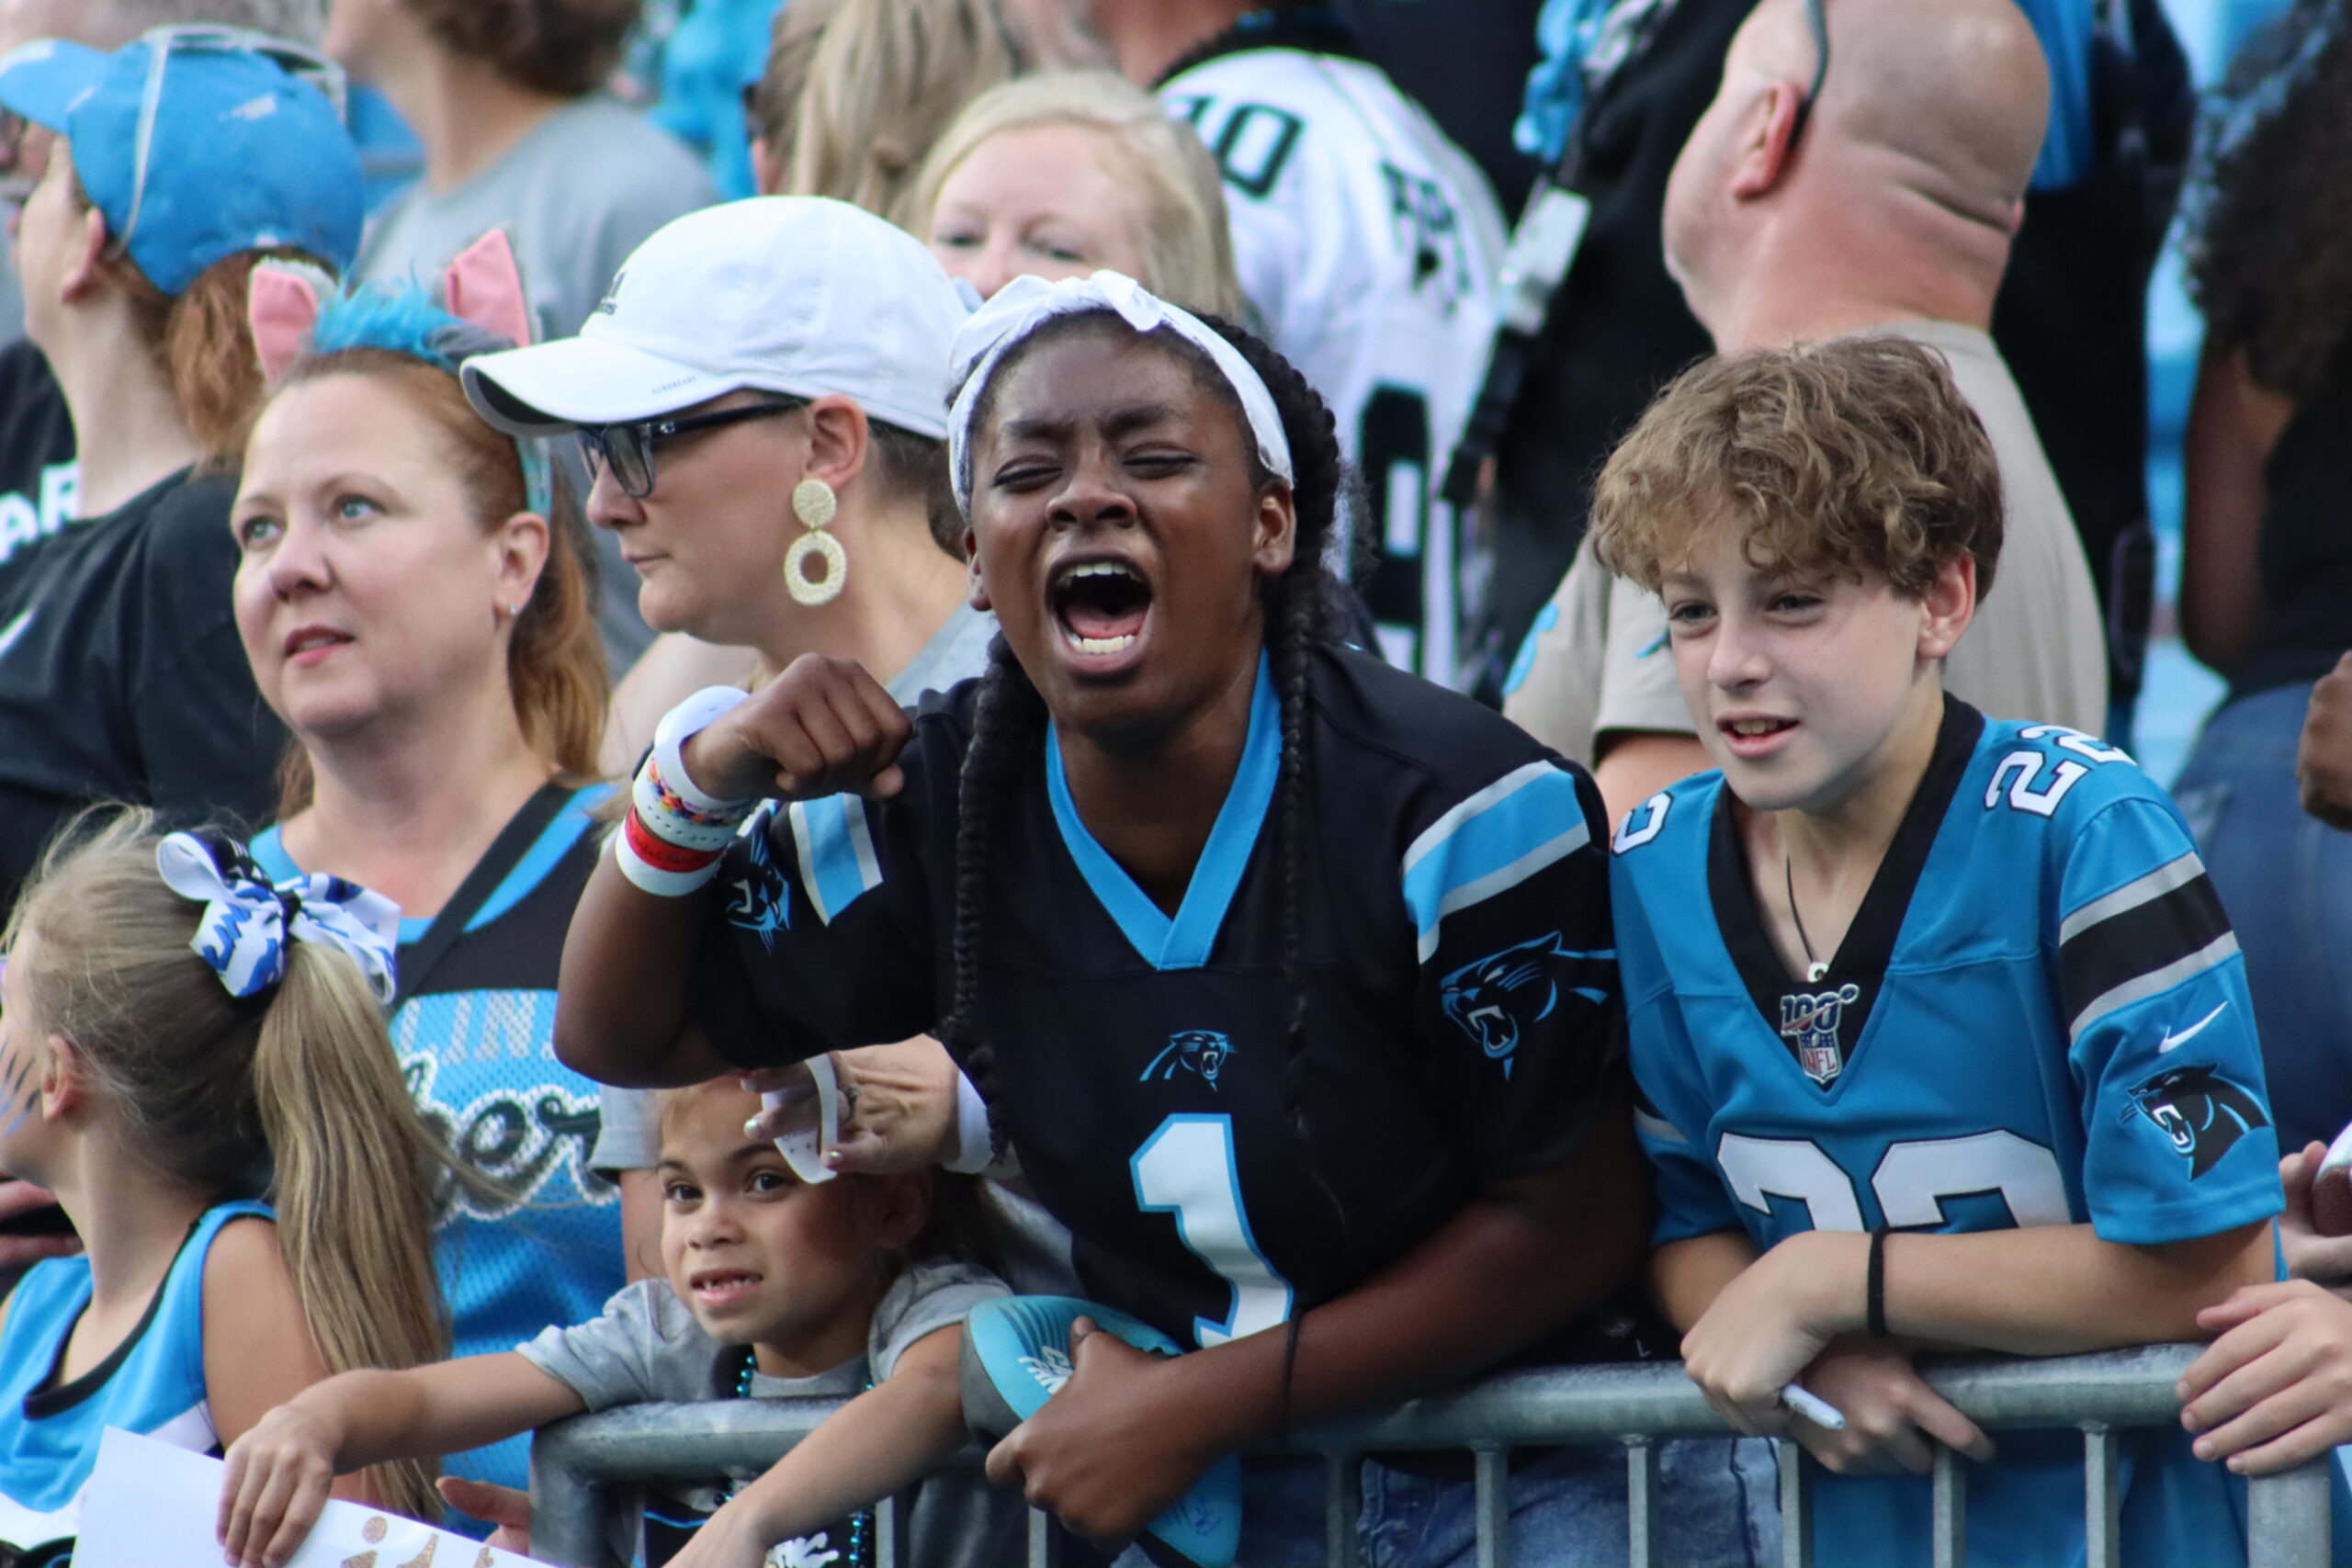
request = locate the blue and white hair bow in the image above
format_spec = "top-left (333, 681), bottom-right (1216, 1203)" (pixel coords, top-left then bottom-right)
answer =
top-left (155, 832), bottom-right (401, 1006)
top-left (945, 271), bottom-right (1293, 517)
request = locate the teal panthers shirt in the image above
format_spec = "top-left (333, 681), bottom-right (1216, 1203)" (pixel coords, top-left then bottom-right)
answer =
top-left (252, 786), bottom-right (620, 1499)
top-left (1617, 699), bottom-right (2284, 1568)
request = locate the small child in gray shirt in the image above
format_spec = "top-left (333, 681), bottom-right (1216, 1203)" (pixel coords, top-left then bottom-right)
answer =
top-left (215, 1078), bottom-right (1021, 1568)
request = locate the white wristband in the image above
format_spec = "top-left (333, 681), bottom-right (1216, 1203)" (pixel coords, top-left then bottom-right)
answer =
top-left (945, 1068), bottom-right (994, 1174)
top-left (652, 685), bottom-right (755, 814)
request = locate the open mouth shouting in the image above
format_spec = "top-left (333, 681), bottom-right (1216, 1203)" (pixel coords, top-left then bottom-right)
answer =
top-left (1047, 557), bottom-right (1153, 664)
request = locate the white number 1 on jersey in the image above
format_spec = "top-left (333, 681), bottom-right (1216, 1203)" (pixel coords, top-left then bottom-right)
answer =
top-left (1132, 1113), bottom-right (1295, 1347)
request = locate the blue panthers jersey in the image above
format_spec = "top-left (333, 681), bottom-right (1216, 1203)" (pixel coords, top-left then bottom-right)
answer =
top-left (690, 645), bottom-right (1621, 1350)
top-left (0, 1201), bottom-right (271, 1546)
top-left (253, 785), bottom-right (623, 1500)
top-left (1616, 699), bottom-right (2282, 1568)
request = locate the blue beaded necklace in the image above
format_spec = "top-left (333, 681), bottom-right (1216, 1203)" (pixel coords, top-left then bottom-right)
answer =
top-left (735, 1346), bottom-right (872, 1568)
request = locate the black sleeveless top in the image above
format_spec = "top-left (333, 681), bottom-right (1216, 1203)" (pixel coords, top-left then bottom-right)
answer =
top-left (2235, 381), bottom-right (2352, 698)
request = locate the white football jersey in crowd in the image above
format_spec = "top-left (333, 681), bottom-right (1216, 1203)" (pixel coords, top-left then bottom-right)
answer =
top-left (1162, 44), bottom-right (1507, 686)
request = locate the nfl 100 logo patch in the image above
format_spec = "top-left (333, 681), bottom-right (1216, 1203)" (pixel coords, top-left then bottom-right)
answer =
top-left (1781, 983), bottom-right (1861, 1086)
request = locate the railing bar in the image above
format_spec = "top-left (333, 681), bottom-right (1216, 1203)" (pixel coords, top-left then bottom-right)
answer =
top-left (525, 1434), bottom-right (609, 1568)
top-left (2083, 1425), bottom-right (2120, 1568)
top-left (531, 1344), bottom-right (2339, 1558)
top-left (1326, 1451), bottom-right (1362, 1568)
top-left (2245, 1456), bottom-right (2333, 1568)
top-left (872, 1490), bottom-right (908, 1568)
top-left (1778, 1440), bottom-right (1813, 1568)
top-left (1026, 1506), bottom-right (1061, 1568)
top-left (1931, 1443), bottom-right (1964, 1568)
top-left (1473, 1447), bottom-right (1509, 1568)
top-left (1625, 1438), bottom-right (1660, 1568)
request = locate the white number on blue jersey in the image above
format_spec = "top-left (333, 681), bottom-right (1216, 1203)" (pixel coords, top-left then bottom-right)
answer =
top-left (1871, 1131), bottom-right (2069, 1228)
top-left (2018, 725), bottom-right (2132, 766)
top-left (1985, 727), bottom-right (2130, 817)
top-left (1132, 1114), bottom-right (1295, 1347)
top-left (1612, 792), bottom-right (1672, 853)
top-left (1717, 1130), bottom-right (2067, 1233)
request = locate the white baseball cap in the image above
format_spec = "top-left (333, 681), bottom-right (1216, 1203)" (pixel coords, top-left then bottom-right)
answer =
top-left (460, 197), bottom-right (970, 442)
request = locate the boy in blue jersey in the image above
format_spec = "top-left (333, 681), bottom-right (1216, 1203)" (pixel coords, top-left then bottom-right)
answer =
top-left (1589, 337), bottom-right (2285, 1567)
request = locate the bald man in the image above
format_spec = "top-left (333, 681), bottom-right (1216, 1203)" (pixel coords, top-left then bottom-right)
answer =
top-left (1505, 0), bottom-right (2110, 821)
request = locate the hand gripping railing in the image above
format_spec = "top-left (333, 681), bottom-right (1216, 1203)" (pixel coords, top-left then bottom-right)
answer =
top-left (527, 1344), bottom-right (2330, 1568)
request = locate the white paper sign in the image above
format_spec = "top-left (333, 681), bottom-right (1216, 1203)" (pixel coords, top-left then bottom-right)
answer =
top-left (74, 1428), bottom-right (554, 1568)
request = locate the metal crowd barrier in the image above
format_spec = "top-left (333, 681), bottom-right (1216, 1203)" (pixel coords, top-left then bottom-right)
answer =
top-left (528, 1343), bottom-right (2330, 1567)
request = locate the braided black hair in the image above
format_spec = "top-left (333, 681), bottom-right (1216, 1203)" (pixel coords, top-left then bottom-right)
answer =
top-left (939, 310), bottom-right (1344, 1210)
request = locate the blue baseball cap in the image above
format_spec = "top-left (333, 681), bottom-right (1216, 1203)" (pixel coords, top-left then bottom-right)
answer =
top-left (0, 31), bottom-right (362, 298)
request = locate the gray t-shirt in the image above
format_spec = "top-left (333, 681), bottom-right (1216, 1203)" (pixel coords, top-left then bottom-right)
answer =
top-left (519, 1263), bottom-right (1020, 1567)
top-left (356, 96), bottom-right (717, 674)
top-left (592, 604), bottom-right (999, 1175)
top-left (356, 96), bottom-right (715, 340)
top-left (1504, 320), bottom-right (2109, 761)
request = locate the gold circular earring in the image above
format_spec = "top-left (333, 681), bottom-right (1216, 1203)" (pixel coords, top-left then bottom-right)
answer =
top-left (786, 478), bottom-right (845, 606)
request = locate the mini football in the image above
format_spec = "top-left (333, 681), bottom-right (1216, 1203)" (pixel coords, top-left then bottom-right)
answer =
top-left (962, 1295), bottom-right (1242, 1568)
top-left (2312, 1122), bottom-right (2352, 1236)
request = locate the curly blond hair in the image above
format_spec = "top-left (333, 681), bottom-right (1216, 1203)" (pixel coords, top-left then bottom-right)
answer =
top-left (1589, 336), bottom-right (2005, 601)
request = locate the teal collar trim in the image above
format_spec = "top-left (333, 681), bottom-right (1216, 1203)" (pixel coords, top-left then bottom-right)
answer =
top-left (1045, 653), bottom-right (1280, 971)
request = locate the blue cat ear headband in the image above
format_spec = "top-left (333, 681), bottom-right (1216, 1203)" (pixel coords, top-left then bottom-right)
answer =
top-left (307, 287), bottom-right (557, 518)
top-left (156, 831), bottom-right (400, 1005)
top-left (249, 231), bottom-right (556, 519)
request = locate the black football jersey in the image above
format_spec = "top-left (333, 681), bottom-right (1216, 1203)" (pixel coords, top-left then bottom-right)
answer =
top-left (690, 645), bottom-right (1620, 1348)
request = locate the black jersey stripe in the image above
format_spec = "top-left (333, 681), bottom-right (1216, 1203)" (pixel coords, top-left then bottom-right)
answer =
top-left (2061, 868), bottom-right (2238, 1039)
top-left (2057, 849), bottom-right (2204, 944)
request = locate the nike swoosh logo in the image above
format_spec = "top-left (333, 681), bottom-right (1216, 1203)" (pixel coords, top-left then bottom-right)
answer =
top-left (2158, 1001), bottom-right (2229, 1053)
top-left (0, 609), bottom-right (30, 659)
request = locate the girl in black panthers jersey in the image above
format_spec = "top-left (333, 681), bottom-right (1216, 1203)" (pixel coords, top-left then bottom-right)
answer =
top-left (558, 274), bottom-right (1667, 1564)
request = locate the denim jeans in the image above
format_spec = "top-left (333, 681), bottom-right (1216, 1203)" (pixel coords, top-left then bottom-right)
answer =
top-left (1102, 1438), bottom-right (1776, 1568)
top-left (2173, 681), bottom-right (2352, 1154)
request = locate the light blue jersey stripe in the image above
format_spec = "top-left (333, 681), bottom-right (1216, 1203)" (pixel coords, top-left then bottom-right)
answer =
top-left (1402, 762), bottom-right (1589, 961)
top-left (788, 794), bottom-right (884, 925)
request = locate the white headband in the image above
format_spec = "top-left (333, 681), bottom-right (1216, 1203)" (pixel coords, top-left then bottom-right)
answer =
top-left (946, 271), bottom-right (1294, 515)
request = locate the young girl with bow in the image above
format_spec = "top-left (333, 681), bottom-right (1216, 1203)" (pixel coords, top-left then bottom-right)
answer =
top-left (0, 815), bottom-right (451, 1552)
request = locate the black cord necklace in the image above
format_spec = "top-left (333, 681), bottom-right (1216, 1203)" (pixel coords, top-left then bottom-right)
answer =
top-left (1785, 856), bottom-right (1831, 983)
top-left (733, 1348), bottom-right (871, 1567)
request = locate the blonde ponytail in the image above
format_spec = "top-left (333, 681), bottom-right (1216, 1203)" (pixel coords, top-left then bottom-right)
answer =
top-left (6, 811), bottom-right (452, 1522)
top-left (251, 942), bottom-right (448, 1520)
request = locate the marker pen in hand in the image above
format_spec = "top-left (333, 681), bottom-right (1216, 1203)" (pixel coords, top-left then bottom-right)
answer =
top-left (1782, 1383), bottom-right (1846, 1430)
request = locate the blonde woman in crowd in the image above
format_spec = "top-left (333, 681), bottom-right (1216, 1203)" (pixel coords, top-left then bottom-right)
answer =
top-left (913, 70), bottom-right (1243, 317)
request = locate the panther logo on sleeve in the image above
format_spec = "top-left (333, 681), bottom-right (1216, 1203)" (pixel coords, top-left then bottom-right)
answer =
top-left (1140, 1030), bottom-right (1233, 1089)
top-left (722, 808), bottom-right (790, 952)
top-left (1440, 932), bottom-right (1612, 1074)
top-left (2121, 1064), bottom-right (2271, 1179)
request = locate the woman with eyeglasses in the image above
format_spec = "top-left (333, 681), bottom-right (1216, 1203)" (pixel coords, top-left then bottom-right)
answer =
top-left (226, 231), bottom-right (616, 1525)
top-left (0, 32), bottom-right (359, 912)
top-left (461, 197), bottom-right (1068, 1301)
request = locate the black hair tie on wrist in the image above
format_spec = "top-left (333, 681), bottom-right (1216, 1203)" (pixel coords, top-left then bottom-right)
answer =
top-left (1867, 1228), bottom-right (1890, 1339)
